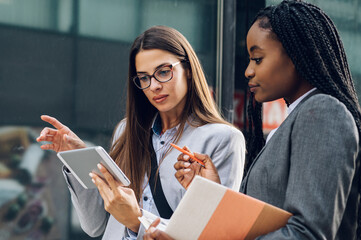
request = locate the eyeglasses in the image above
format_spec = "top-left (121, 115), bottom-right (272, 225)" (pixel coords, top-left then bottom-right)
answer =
top-left (133, 61), bottom-right (182, 90)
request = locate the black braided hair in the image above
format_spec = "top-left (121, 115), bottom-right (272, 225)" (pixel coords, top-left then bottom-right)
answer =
top-left (247, 0), bottom-right (361, 238)
top-left (245, 92), bottom-right (265, 173)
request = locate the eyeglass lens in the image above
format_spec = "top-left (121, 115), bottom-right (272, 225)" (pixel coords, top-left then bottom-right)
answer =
top-left (135, 65), bottom-right (173, 89)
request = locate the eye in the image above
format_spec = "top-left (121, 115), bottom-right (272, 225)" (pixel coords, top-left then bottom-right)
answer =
top-left (250, 57), bottom-right (262, 64)
top-left (138, 75), bottom-right (149, 82)
top-left (156, 68), bottom-right (171, 78)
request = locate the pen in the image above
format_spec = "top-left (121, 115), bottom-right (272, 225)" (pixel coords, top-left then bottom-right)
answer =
top-left (170, 143), bottom-right (205, 167)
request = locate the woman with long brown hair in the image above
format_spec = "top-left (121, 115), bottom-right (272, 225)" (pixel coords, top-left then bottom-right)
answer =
top-left (37, 26), bottom-right (245, 239)
top-left (144, 1), bottom-right (361, 239)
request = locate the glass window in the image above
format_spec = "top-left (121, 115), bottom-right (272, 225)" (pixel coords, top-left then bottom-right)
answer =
top-left (0, 0), bottom-right (72, 32)
top-left (0, 1), bottom-right (218, 239)
top-left (78, 0), bottom-right (139, 42)
top-left (78, 0), bottom-right (217, 81)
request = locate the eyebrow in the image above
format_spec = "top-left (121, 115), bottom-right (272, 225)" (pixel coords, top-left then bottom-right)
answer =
top-left (250, 45), bottom-right (262, 52)
top-left (136, 63), bottom-right (170, 74)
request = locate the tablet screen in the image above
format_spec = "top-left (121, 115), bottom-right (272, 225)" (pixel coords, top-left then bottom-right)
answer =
top-left (57, 146), bottom-right (130, 189)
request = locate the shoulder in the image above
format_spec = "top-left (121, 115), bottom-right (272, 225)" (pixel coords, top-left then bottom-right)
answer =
top-left (112, 119), bottom-right (126, 143)
top-left (193, 123), bottom-right (245, 142)
top-left (299, 93), bottom-right (354, 122)
top-left (302, 93), bottom-right (343, 107)
top-left (295, 93), bottom-right (358, 141)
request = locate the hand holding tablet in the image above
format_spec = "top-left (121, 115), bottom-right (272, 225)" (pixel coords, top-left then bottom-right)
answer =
top-left (57, 146), bottom-right (130, 189)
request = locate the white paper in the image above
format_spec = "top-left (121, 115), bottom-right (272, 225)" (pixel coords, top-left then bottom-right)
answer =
top-left (138, 209), bottom-right (169, 232)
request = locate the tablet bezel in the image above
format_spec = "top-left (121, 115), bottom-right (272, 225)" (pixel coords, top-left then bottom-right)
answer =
top-left (57, 146), bottom-right (130, 189)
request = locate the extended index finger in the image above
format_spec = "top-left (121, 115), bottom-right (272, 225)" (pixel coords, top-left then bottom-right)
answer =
top-left (176, 146), bottom-right (191, 162)
top-left (174, 161), bottom-right (191, 171)
top-left (41, 115), bottom-right (66, 130)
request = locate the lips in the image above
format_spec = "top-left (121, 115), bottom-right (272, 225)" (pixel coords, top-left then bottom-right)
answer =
top-left (248, 83), bottom-right (260, 92)
top-left (153, 94), bottom-right (168, 103)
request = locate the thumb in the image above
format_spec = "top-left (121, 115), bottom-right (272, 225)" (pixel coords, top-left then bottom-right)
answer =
top-left (193, 152), bottom-right (221, 184)
top-left (148, 218), bottom-right (161, 231)
top-left (193, 152), bottom-right (215, 169)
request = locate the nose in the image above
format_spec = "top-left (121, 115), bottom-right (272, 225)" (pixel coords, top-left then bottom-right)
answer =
top-left (245, 64), bottom-right (255, 80)
top-left (149, 76), bottom-right (162, 91)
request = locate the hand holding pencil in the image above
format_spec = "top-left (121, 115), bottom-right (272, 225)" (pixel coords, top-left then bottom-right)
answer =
top-left (170, 143), bottom-right (205, 167)
top-left (172, 143), bottom-right (221, 189)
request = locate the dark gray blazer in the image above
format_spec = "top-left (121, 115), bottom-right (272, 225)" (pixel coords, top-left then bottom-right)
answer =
top-left (241, 92), bottom-right (360, 239)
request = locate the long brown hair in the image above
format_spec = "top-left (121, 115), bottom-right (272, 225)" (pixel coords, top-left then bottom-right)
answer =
top-left (110, 26), bottom-right (230, 201)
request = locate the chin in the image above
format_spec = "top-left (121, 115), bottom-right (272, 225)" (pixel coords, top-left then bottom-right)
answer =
top-left (254, 95), bottom-right (265, 103)
top-left (155, 105), bottom-right (172, 113)
top-left (254, 94), bottom-right (278, 103)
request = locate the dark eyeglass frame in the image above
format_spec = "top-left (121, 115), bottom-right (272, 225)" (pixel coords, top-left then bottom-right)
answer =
top-left (133, 61), bottom-right (182, 90)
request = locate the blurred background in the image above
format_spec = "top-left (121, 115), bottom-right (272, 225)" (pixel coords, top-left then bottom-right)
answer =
top-left (0, 0), bottom-right (360, 239)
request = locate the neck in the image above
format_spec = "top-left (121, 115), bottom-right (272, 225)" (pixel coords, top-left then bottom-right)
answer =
top-left (158, 96), bottom-right (187, 132)
top-left (285, 80), bottom-right (314, 104)
top-left (159, 111), bottom-right (182, 132)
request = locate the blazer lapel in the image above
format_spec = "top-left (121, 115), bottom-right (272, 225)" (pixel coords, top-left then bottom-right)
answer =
top-left (241, 90), bottom-right (322, 193)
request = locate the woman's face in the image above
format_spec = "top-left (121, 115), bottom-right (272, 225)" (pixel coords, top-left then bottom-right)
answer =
top-left (135, 49), bottom-right (188, 115)
top-left (245, 20), bottom-right (311, 104)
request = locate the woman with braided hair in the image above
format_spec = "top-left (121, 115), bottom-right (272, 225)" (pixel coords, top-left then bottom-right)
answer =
top-left (144, 0), bottom-right (361, 239)
top-left (240, 1), bottom-right (360, 239)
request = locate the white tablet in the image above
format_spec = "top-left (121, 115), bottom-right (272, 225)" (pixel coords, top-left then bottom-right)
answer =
top-left (57, 146), bottom-right (130, 189)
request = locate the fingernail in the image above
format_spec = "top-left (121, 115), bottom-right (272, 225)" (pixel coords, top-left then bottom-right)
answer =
top-left (89, 173), bottom-right (94, 177)
top-left (183, 155), bottom-right (189, 160)
top-left (184, 162), bottom-right (191, 167)
top-left (184, 169), bottom-right (191, 172)
top-left (91, 179), bottom-right (95, 183)
top-left (97, 164), bottom-right (102, 169)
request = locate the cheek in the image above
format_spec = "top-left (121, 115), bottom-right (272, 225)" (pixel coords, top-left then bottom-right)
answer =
top-left (142, 90), bottom-right (153, 102)
top-left (173, 72), bottom-right (188, 97)
top-left (265, 65), bottom-right (298, 98)
top-left (255, 66), bottom-right (289, 101)
top-left (264, 60), bottom-right (290, 86)
top-left (176, 78), bottom-right (188, 99)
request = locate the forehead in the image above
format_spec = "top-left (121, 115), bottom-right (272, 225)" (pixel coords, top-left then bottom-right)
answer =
top-left (135, 49), bottom-right (178, 72)
top-left (246, 21), bottom-right (281, 52)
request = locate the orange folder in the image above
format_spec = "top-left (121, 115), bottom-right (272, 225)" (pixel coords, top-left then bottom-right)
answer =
top-left (164, 176), bottom-right (292, 240)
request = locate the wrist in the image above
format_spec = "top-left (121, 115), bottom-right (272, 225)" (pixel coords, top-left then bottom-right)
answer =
top-left (129, 220), bottom-right (141, 233)
top-left (210, 175), bottom-right (221, 184)
top-left (128, 209), bottom-right (142, 233)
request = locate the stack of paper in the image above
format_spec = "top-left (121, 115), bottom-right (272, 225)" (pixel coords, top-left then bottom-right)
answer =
top-left (140, 176), bottom-right (292, 240)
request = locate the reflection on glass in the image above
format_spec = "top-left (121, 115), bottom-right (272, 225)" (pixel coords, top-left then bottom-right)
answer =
top-left (0, 0), bottom-right (218, 239)
top-left (0, 127), bottom-right (61, 239)
top-left (0, 0), bottom-right (72, 32)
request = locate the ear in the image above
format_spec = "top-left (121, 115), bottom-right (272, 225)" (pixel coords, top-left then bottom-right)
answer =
top-left (186, 68), bottom-right (192, 80)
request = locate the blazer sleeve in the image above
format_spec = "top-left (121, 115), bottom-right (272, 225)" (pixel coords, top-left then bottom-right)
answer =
top-left (257, 96), bottom-right (359, 239)
top-left (208, 125), bottom-right (245, 191)
top-left (63, 168), bottom-right (109, 237)
top-left (62, 120), bottom-right (126, 237)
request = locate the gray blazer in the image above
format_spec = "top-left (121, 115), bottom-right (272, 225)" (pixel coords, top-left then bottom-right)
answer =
top-left (241, 92), bottom-right (360, 239)
top-left (64, 121), bottom-right (245, 240)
